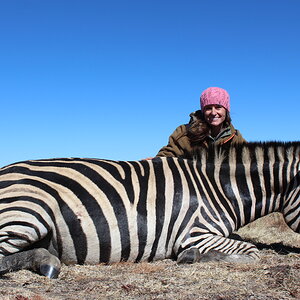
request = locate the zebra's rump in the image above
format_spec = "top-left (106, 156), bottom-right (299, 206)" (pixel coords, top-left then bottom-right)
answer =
top-left (0, 157), bottom-right (198, 264)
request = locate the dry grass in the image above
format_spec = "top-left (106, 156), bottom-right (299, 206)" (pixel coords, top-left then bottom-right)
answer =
top-left (0, 213), bottom-right (299, 300)
top-left (237, 212), bottom-right (300, 248)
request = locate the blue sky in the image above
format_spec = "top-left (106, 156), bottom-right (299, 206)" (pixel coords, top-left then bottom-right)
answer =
top-left (0, 0), bottom-right (299, 166)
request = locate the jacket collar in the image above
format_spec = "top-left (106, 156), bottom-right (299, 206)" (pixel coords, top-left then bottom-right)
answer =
top-left (207, 126), bottom-right (232, 142)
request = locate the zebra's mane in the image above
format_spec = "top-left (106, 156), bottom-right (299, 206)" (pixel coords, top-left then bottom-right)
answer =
top-left (193, 141), bottom-right (300, 165)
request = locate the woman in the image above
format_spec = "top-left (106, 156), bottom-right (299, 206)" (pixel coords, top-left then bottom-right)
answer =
top-left (156, 87), bottom-right (246, 158)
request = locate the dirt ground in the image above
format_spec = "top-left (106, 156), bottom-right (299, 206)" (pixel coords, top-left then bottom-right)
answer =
top-left (1, 213), bottom-right (299, 300)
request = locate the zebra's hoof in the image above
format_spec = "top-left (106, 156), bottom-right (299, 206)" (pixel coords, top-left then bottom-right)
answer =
top-left (199, 250), bottom-right (228, 262)
top-left (198, 250), bottom-right (257, 263)
top-left (177, 248), bottom-right (201, 264)
top-left (39, 264), bottom-right (60, 279)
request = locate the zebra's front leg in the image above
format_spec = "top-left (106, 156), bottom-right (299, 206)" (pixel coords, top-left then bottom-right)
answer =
top-left (176, 234), bottom-right (260, 264)
top-left (0, 248), bottom-right (61, 278)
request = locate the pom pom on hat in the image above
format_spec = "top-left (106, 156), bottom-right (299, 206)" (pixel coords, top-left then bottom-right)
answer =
top-left (200, 87), bottom-right (230, 111)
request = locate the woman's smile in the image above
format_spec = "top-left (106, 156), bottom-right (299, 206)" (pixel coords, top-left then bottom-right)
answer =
top-left (203, 105), bottom-right (226, 127)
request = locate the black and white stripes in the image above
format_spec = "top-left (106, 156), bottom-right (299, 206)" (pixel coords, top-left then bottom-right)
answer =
top-left (0, 142), bottom-right (299, 277)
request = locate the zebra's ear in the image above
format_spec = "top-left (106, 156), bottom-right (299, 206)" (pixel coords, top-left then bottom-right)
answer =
top-left (189, 110), bottom-right (204, 123)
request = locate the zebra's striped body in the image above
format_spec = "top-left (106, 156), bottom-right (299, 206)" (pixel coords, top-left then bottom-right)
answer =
top-left (0, 142), bottom-right (299, 278)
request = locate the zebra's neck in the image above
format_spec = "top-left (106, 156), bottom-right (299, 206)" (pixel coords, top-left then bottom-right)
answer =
top-left (192, 142), bottom-right (300, 229)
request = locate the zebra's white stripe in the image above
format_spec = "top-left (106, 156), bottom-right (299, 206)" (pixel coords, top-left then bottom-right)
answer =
top-left (229, 148), bottom-right (246, 225)
top-left (267, 147), bottom-right (276, 214)
top-left (156, 158), bottom-right (176, 259)
top-left (140, 161), bottom-right (157, 261)
top-left (255, 147), bottom-right (267, 216)
top-left (242, 147), bottom-right (257, 221)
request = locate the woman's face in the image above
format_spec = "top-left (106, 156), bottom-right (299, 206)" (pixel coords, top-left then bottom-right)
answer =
top-left (203, 105), bottom-right (227, 127)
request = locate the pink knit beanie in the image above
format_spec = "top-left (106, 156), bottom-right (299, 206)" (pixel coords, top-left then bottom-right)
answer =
top-left (200, 87), bottom-right (230, 111)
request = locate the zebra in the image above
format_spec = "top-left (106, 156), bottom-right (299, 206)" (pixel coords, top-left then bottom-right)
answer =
top-left (0, 142), bottom-right (299, 278)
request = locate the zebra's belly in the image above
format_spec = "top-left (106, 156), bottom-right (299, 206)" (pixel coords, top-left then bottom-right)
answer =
top-left (57, 217), bottom-right (172, 265)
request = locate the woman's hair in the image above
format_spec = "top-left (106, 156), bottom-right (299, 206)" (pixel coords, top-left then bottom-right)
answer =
top-left (187, 110), bottom-right (232, 146)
